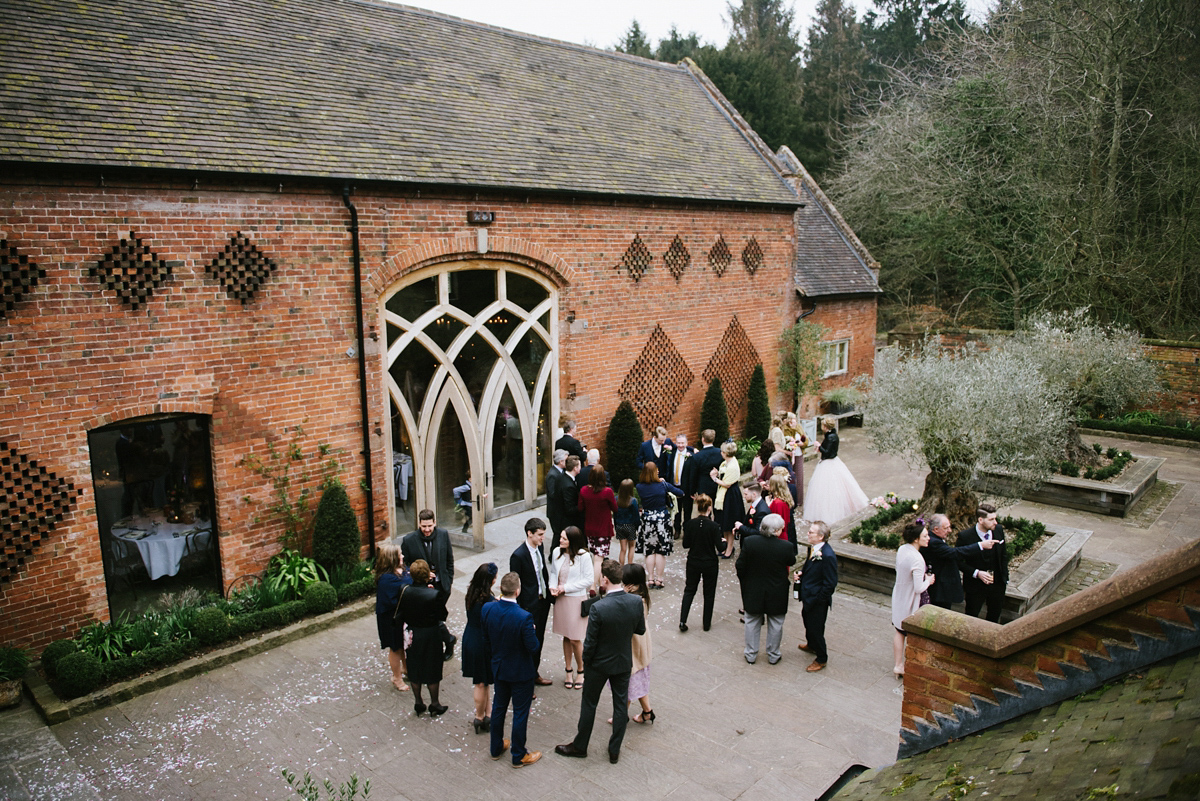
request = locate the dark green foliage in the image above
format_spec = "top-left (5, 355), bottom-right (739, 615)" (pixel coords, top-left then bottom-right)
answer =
top-left (304, 581), bottom-right (338, 615)
top-left (312, 480), bottom-right (362, 573)
top-left (0, 646), bottom-right (29, 682)
top-left (228, 600), bottom-right (308, 637)
top-left (847, 498), bottom-right (918, 546)
top-left (336, 576), bottom-right (374, 604)
top-left (1060, 461), bottom-right (1081, 477)
top-left (55, 651), bottom-right (102, 698)
top-left (1084, 451), bottom-right (1134, 482)
top-left (101, 640), bottom-right (203, 683)
top-left (329, 559), bottom-right (371, 589)
top-left (700, 377), bottom-right (730, 445)
top-left (40, 639), bottom-right (78, 678)
top-left (736, 437), bottom-right (762, 474)
top-left (1093, 442), bottom-right (1103, 454)
top-left (614, 20), bottom-right (653, 58)
top-left (605, 401), bottom-right (644, 487)
top-left (1105, 446), bottom-right (1119, 460)
top-left (193, 606), bottom-right (231, 646)
top-left (77, 620), bottom-right (128, 663)
top-left (999, 516), bottom-right (1048, 559)
top-left (1082, 418), bottom-right (1200, 443)
top-left (744, 365), bottom-right (771, 442)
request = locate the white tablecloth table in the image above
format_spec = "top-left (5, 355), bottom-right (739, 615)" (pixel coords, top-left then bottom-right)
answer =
top-left (111, 521), bottom-right (212, 580)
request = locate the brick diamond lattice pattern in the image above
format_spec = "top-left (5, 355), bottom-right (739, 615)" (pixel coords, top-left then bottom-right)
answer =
top-left (619, 325), bottom-right (694, 431)
top-left (619, 235), bottom-right (653, 282)
top-left (663, 235), bottom-right (690, 281)
top-left (90, 232), bottom-right (172, 309)
top-left (1, 239), bottom-right (47, 318)
top-left (702, 316), bottom-right (760, 414)
top-left (708, 236), bottom-right (731, 277)
top-left (741, 237), bottom-right (764, 276)
top-left (207, 233), bottom-right (278, 303)
top-left (1, 443), bottom-right (76, 587)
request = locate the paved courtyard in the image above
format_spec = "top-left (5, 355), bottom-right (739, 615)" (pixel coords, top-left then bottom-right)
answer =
top-left (3, 427), bottom-right (1197, 800)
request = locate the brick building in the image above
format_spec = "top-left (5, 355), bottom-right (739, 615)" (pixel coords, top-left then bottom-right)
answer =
top-left (0, 0), bottom-right (878, 648)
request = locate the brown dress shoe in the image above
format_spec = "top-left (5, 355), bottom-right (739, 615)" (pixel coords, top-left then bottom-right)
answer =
top-left (491, 739), bottom-right (511, 760)
top-left (806, 659), bottom-right (826, 672)
top-left (797, 642), bottom-right (814, 653)
top-left (534, 676), bottom-right (554, 686)
top-left (513, 750), bottom-right (542, 768)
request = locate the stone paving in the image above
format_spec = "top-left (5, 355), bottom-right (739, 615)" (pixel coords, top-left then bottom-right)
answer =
top-left (1, 426), bottom-right (1198, 800)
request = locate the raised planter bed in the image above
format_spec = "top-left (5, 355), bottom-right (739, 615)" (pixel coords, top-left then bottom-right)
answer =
top-left (982, 455), bottom-right (1163, 517)
top-left (830, 505), bottom-right (1090, 623)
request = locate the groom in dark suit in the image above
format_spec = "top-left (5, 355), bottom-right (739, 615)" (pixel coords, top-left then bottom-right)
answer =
top-left (958, 503), bottom-right (1008, 622)
top-left (797, 520), bottom-right (838, 672)
top-left (555, 559), bottom-right (646, 764)
top-left (480, 572), bottom-right (543, 768)
top-left (921, 513), bottom-right (996, 610)
top-left (510, 517), bottom-right (553, 686)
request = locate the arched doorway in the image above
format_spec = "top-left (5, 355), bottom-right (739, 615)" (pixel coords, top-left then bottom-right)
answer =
top-left (382, 262), bottom-right (557, 547)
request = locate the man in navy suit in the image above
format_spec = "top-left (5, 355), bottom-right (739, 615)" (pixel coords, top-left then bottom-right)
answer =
top-left (921, 513), bottom-right (996, 610)
top-left (480, 572), bottom-right (543, 768)
top-left (685, 428), bottom-right (723, 500)
top-left (555, 559), bottom-right (646, 764)
top-left (797, 520), bottom-right (838, 672)
top-left (733, 480), bottom-right (773, 539)
top-left (636, 426), bottom-right (672, 474)
top-left (510, 517), bottom-right (554, 686)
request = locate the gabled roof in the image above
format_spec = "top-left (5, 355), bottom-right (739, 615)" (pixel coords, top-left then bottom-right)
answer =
top-left (0, 0), bottom-right (799, 207)
top-left (777, 148), bottom-right (882, 297)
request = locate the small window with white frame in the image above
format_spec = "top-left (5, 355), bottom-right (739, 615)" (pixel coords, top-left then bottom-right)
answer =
top-left (821, 339), bottom-right (849, 378)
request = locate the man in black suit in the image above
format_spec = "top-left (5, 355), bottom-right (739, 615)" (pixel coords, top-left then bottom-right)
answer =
top-left (736, 514), bottom-right (798, 664)
top-left (400, 509), bottom-right (457, 658)
top-left (576, 449), bottom-right (602, 490)
top-left (555, 559), bottom-right (646, 764)
top-left (554, 420), bottom-right (586, 462)
top-left (921, 513), bottom-right (996, 610)
top-left (685, 428), bottom-right (723, 502)
top-left (733, 480), bottom-right (772, 539)
top-left (958, 503), bottom-right (1008, 622)
top-left (635, 425), bottom-right (671, 474)
top-left (544, 449), bottom-right (570, 537)
top-left (510, 517), bottom-right (554, 686)
top-left (666, 434), bottom-right (695, 537)
top-left (797, 520), bottom-right (838, 672)
top-left (560, 455), bottom-right (582, 532)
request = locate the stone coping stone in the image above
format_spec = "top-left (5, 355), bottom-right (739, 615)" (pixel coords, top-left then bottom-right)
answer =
top-left (830, 506), bottom-right (1089, 622)
top-left (26, 597), bottom-right (373, 725)
top-left (982, 454), bottom-right (1164, 517)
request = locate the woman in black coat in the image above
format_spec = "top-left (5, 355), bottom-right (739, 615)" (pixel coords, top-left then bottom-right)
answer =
top-left (395, 558), bottom-right (451, 717)
top-left (679, 494), bottom-right (725, 632)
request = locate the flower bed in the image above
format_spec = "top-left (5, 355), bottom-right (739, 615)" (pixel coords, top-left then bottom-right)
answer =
top-left (38, 552), bottom-right (374, 701)
top-left (1058, 445), bottom-right (1134, 481)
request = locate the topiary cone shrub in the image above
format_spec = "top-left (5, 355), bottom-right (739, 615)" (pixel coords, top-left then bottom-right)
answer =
top-left (745, 364), bottom-right (770, 442)
top-left (304, 580), bottom-right (338, 615)
top-left (700, 377), bottom-right (730, 445)
top-left (55, 651), bottom-right (102, 699)
top-left (605, 400), bottom-right (643, 488)
top-left (312, 479), bottom-right (361, 573)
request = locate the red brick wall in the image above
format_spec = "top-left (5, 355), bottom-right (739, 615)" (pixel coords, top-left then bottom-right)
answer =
top-left (0, 174), bottom-right (814, 649)
top-left (794, 297), bottom-right (878, 418)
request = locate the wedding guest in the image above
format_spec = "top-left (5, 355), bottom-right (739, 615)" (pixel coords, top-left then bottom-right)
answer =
top-left (550, 526), bottom-right (594, 689)
top-left (612, 479), bottom-right (640, 566)
top-left (679, 494), bottom-right (723, 632)
top-left (636, 462), bottom-right (683, 588)
top-left (796, 521), bottom-right (838, 672)
top-left (578, 464), bottom-right (617, 581)
top-left (736, 514), bottom-right (798, 665)
top-left (767, 473), bottom-right (795, 542)
top-left (462, 563), bottom-right (499, 732)
top-left (711, 441), bottom-right (743, 558)
top-left (394, 559), bottom-right (450, 716)
top-left (610, 563), bottom-right (655, 725)
top-left (891, 522), bottom-right (936, 677)
top-left (374, 543), bottom-right (411, 692)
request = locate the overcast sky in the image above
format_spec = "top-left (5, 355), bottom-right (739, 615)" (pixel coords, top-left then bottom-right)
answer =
top-left (393, 0), bottom-right (994, 52)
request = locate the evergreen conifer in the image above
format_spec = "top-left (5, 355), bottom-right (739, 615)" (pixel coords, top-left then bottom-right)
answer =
top-left (311, 479), bottom-right (361, 571)
top-left (745, 364), bottom-right (771, 442)
top-left (605, 401), bottom-right (644, 487)
top-left (700, 377), bottom-right (731, 444)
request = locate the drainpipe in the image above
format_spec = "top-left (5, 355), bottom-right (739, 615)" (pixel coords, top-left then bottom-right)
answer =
top-left (798, 297), bottom-right (817, 322)
top-left (342, 185), bottom-right (378, 559)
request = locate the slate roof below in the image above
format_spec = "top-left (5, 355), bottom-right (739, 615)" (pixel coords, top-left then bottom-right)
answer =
top-left (793, 180), bottom-right (881, 297)
top-left (0, 0), bottom-right (798, 206)
top-left (833, 648), bottom-right (1200, 800)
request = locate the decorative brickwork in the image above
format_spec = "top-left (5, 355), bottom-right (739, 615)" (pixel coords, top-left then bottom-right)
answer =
top-left (663, 235), bottom-right (690, 281)
top-left (702, 316), bottom-right (760, 414)
top-left (619, 325), bottom-right (694, 431)
top-left (1, 443), bottom-right (76, 587)
top-left (741, 237), bottom-right (764, 276)
top-left (1, 239), bottom-right (45, 317)
top-left (89, 231), bottom-right (172, 310)
top-left (708, 235), bottom-right (731, 277)
top-left (618, 234), bottom-right (652, 282)
top-left (206, 233), bottom-right (278, 303)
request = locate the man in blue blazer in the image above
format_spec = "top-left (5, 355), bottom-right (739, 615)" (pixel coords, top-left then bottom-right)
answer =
top-left (797, 520), bottom-right (838, 672)
top-left (636, 426), bottom-right (672, 474)
top-left (480, 572), bottom-right (543, 768)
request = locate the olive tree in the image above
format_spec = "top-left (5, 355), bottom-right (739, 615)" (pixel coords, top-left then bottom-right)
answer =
top-left (999, 309), bottom-right (1161, 465)
top-left (865, 339), bottom-right (1068, 528)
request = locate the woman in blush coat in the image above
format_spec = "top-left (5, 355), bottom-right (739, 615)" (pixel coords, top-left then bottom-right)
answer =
top-left (891, 521), bottom-right (935, 678)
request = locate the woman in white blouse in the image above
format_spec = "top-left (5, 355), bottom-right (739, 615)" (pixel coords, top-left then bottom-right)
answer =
top-left (891, 521), bottom-right (936, 677)
top-left (550, 525), bottom-right (595, 689)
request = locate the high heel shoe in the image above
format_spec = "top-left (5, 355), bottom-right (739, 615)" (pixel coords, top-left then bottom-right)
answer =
top-left (413, 702), bottom-right (427, 717)
top-left (428, 703), bottom-right (448, 717)
top-left (632, 709), bottom-right (656, 724)
top-left (472, 716), bottom-right (490, 734)
top-left (564, 668), bottom-right (575, 687)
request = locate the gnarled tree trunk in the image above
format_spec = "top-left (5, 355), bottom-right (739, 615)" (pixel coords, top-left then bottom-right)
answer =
top-left (919, 468), bottom-right (978, 535)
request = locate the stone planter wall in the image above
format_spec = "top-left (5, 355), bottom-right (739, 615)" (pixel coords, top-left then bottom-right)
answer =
top-left (981, 455), bottom-right (1163, 517)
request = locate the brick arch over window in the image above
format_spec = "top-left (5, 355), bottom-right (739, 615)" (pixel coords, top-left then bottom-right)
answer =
top-left (80, 399), bottom-right (217, 433)
top-left (370, 234), bottom-right (576, 297)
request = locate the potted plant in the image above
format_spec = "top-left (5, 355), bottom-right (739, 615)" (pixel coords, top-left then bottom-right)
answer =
top-left (0, 645), bottom-right (30, 708)
top-left (821, 386), bottom-right (862, 415)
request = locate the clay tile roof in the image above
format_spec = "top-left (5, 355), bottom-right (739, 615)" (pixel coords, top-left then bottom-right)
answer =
top-left (776, 149), bottom-right (881, 297)
top-left (0, 0), bottom-right (799, 207)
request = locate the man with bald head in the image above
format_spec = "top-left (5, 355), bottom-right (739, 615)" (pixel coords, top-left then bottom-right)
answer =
top-left (920, 513), bottom-right (996, 610)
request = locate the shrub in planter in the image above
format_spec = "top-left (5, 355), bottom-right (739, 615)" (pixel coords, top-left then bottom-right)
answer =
top-left (312, 480), bottom-right (361, 573)
top-left (40, 639), bottom-right (78, 679)
top-left (0, 646), bottom-right (30, 709)
top-left (336, 576), bottom-right (374, 604)
top-left (267, 549), bottom-right (328, 601)
top-left (56, 651), bottom-right (102, 698)
top-left (193, 606), bottom-right (231, 646)
top-left (304, 581), bottom-right (338, 615)
top-left (1060, 461), bottom-right (1080, 477)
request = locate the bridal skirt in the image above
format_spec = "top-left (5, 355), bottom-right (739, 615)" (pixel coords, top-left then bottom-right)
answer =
top-left (803, 457), bottom-right (869, 525)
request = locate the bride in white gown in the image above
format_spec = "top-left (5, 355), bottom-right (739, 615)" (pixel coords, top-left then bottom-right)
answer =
top-left (803, 416), bottom-right (869, 525)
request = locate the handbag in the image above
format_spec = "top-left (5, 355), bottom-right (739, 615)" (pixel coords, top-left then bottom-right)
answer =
top-left (392, 584), bottom-right (409, 625)
top-left (919, 571), bottom-right (932, 607)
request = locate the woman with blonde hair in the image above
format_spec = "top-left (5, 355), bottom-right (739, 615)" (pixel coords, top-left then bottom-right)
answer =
top-left (710, 440), bottom-right (743, 559)
top-left (374, 542), bottom-right (411, 692)
top-left (767, 473), bottom-right (795, 542)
